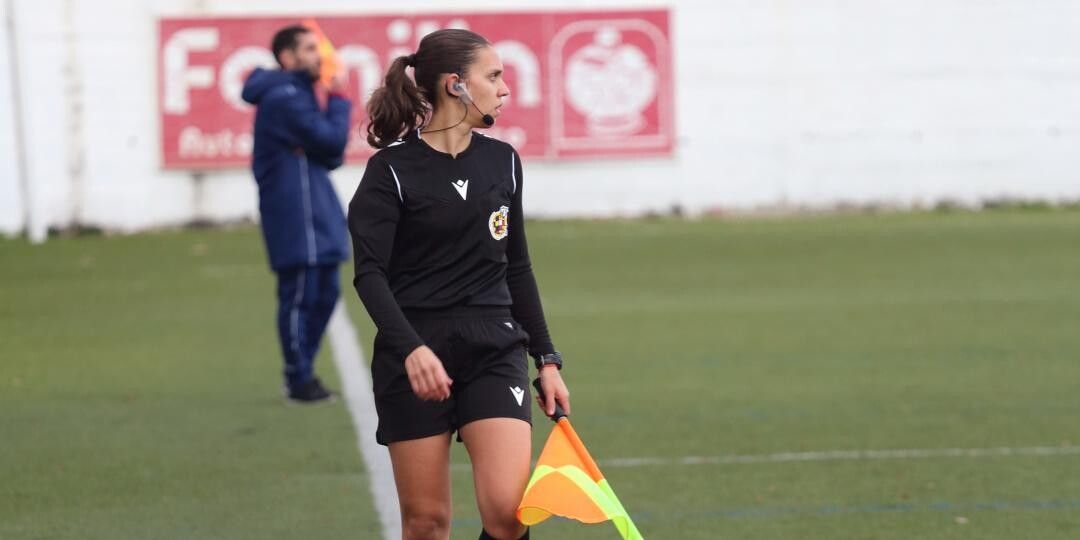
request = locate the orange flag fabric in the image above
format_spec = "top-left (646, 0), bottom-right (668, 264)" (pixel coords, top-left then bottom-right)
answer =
top-left (517, 417), bottom-right (644, 539)
top-left (301, 18), bottom-right (341, 86)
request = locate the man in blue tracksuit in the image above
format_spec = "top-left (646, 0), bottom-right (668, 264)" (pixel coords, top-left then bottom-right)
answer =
top-left (242, 25), bottom-right (351, 403)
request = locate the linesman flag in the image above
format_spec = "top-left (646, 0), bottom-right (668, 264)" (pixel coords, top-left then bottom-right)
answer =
top-left (517, 380), bottom-right (644, 539)
top-left (301, 18), bottom-right (341, 85)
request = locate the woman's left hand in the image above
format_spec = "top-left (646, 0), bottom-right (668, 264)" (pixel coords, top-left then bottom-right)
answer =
top-left (536, 366), bottom-right (570, 417)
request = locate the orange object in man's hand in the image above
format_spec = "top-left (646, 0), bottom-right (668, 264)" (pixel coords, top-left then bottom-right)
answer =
top-left (302, 18), bottom-right (341, 87)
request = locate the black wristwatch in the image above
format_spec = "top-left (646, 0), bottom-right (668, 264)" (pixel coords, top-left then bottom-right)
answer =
top-left (532, 351), bottom-right (563, 371)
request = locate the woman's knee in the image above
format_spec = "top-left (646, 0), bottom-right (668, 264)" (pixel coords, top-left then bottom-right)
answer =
top-left (401, 505), bottom-right (451, 540)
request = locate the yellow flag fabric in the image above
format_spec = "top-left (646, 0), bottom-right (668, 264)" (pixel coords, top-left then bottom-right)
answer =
top-left (517, 418), bottom-right (644, 539)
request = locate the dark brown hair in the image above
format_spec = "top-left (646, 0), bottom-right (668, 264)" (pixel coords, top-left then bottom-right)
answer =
top-left (271, 25), bottom-right (311, 67)
top-left (365, 29), bottom-right (490, 149)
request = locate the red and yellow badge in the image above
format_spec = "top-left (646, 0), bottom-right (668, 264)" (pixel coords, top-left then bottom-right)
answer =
top-left (489, 205), bottom-right (510, 240)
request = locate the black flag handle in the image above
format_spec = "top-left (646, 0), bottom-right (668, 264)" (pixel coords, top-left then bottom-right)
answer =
top-left (532, 377), bottom-right (567, 422)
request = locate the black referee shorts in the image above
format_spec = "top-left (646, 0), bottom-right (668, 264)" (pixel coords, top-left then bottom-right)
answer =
top-left (370, 306), bottom-right (532, 446)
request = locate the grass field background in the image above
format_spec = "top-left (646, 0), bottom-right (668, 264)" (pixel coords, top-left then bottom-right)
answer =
top-left (3, 209), bottom-right (1080, 539)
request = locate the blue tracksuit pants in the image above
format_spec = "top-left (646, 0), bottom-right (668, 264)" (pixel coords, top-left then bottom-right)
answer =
top-left (275, 264), bottom-right (340, 390)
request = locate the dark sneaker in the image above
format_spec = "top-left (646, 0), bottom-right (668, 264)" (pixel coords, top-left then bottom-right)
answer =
top-left (286, 378), bottom-right (335, 404)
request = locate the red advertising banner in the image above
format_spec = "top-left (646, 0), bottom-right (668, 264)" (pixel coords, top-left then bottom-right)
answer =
top-left (158, 9), bottom-right (673, 169)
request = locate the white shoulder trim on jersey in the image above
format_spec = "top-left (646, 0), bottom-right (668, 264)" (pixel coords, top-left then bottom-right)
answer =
top-left (510, 152), bottom-right (517, 194)
top-left (386, 164), bottom-right (404, 203)
top-left (386, 140), bottom-right (405, 147)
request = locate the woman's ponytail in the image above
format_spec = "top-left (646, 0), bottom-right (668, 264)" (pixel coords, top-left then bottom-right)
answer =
top-left (365, 55), bottom-right (428, 149)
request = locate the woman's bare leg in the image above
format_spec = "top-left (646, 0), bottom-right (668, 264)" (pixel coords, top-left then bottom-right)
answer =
top-left (459, 418), bottom-right (531, 540)
top-left (388, 432), bottom-right (453, 540)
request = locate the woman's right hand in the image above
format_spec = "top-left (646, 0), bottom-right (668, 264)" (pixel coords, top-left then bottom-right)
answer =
top-left (404, 345), bottom-right (453, 401)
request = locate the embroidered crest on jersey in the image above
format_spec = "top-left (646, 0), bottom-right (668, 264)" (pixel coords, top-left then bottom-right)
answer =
top-left (489, 206), bottom-right (509, 240)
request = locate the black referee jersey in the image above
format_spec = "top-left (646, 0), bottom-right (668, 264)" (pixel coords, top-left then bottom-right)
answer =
top-left (347, 130), bottom-right (555, 361)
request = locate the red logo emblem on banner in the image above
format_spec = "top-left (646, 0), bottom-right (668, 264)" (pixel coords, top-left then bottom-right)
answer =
top-left (550, 18), bottom-right (673, 158)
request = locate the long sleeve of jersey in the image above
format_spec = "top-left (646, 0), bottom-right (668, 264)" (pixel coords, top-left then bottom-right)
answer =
top-left (348, 156), bottom-right (424, 360)
top-left (505, 151), bottom-right (555, 357)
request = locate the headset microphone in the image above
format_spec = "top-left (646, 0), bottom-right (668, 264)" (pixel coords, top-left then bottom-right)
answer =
top-left (453, 82), bottom-right (495, 126)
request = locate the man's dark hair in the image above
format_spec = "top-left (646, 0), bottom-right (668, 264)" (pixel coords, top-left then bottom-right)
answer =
top-left (271, 25), bottom-right (311, 67)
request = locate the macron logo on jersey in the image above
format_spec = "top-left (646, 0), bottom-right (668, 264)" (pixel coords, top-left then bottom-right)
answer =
top-left (509, 386), bottom-right (525, 406)
top-left (451, 179), bottom-right (469, 200)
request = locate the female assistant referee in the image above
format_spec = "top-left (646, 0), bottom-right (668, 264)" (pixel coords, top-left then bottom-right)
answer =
top-left (347, 29), bottom-right (571, 540)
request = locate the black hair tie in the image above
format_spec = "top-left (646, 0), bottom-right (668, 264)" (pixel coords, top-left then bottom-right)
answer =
top-left (405, 54), bottom-right (416, 67)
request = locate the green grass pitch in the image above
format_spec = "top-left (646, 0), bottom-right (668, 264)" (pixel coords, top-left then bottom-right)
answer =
top-left (3, 209), bottom-right (1080, 539)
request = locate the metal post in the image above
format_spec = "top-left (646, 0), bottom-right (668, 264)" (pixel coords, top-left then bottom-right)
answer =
top-left (5, 0), bottom-right (45, 243)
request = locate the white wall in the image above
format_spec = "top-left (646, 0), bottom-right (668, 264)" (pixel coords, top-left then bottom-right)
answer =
top-left (3, 0), bottom-right (1080, 236)
top-left (681, 0), bottom-right (1080, 210)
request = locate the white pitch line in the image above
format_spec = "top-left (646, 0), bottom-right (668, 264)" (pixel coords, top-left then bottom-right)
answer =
top-left (600, 445), bottom-right (1080, 467)
top-left (450, 445), bottom-right (1080, 472)
top-left (327, 303), bottom-right (400, 540)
